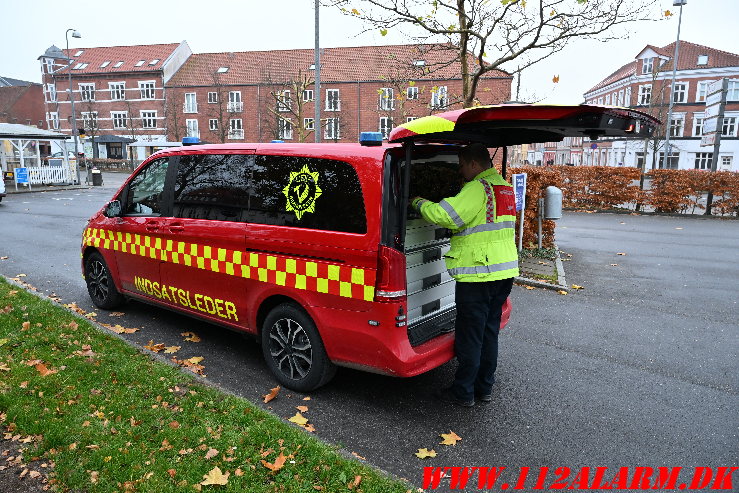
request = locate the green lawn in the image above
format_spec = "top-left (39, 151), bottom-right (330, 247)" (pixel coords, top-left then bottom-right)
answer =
top-left (0, 277), bottom-right (410, 492)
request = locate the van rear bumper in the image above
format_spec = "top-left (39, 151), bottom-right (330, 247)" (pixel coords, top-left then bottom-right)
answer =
top-left (313, 297), bottom-right (511, 378)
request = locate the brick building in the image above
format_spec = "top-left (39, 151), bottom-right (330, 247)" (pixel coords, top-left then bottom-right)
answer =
top-left (578, 41), bottom-right (739, 171)
top-left (164, 44), bottom-right (512, 144)
top-left (38, 42), bottom-right (191, 159)
top-left (0, 76), bottom-right (45, 127)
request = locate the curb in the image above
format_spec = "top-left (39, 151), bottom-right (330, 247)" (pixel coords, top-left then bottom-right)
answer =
top-left (6, 185), bottom-right (91, 194)
top-left (516, 244), bottom-right (568, 293)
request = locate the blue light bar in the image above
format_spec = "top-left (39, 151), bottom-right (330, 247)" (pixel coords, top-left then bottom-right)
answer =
top-left (360, 132), bottom-right (383, 146)
top-left (182, 137), bottom-right (200, 146)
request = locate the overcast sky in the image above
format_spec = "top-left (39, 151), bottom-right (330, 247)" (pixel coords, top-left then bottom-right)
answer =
top-left (2, 0), bottom-right (736, 104)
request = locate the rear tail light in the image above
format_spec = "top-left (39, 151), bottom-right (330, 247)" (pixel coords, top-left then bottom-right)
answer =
top-left (375, 245), bottom-right (406, 302)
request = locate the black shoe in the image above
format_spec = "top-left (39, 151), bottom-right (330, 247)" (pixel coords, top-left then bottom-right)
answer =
top-left (475, 392), bottom-right (493, 404)
top-left (434, 388), bottom-right (474, 407)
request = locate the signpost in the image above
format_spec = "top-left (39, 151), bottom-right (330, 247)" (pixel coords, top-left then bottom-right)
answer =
top-left (512, 173), bottom-right (527, 251)
top-left (14, 167), bottom-right (30, 191)
top-left (702, 78), bottom-right (729, 214)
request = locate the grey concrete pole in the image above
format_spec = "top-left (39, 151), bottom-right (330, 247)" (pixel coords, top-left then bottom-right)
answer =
top-left (66, 29), bottom-right (82, 184)
top-left (314, 0), bottom-right (321, 143)
top-left (663, 2), bottom-right (685, 169)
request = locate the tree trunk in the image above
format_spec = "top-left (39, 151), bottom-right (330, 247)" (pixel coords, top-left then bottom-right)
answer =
top-left (457, 0), bottom-right (471, 108)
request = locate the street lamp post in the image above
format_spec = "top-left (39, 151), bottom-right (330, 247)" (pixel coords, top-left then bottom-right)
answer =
top-left (66, 28), bottom-right (82, 184)
top-left (662, 0), bottom-right (686, 170)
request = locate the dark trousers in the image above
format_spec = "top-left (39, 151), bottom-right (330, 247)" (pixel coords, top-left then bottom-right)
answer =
top-left (451, 277), bottom-right (514, 401)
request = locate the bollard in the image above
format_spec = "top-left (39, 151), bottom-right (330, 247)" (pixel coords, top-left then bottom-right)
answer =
top-left (91, 167), bottom-right (103, 186)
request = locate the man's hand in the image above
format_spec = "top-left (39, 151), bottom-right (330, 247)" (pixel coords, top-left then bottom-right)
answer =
top-left (410, 196), bottom-right (423, 211)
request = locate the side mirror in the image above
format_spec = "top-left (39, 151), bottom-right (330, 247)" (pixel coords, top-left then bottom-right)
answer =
top-left (104, 200), bottom-right (122, 218)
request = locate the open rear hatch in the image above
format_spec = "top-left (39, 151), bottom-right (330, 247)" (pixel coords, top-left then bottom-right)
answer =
top-left (383, 105), bottom-right (659, 346)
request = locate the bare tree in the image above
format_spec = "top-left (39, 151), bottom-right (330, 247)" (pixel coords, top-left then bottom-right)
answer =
top-left (124, 101), bottom-right (142, 168)
top-left (264, 71), bottom-right (316, 143)
top-left (329, 0), bottom-right (660, 107)
top-left (164, 90), bottom-right (184, 143)
top-left (206, 73), bottom-right (232, 143)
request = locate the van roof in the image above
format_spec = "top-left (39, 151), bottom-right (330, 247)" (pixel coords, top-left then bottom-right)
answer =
top-left (153, 142), bottom-right (397, 161)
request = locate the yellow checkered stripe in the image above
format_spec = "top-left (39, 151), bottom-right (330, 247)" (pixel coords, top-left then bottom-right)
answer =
top-left (82, 228), bottom-right (376, 302)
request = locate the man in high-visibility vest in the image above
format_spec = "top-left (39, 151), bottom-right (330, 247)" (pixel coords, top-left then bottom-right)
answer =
top-left (412, 143), bottom-right (519, 407)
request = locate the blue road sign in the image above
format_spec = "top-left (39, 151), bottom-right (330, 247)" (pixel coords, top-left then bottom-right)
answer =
top-left (15, 167), bottom-right (29, 184)
top-left (512, 173), bottom-right (527, 212)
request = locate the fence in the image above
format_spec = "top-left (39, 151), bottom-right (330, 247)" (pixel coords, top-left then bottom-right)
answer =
top-left (26, 166), bottom-right (72, 185)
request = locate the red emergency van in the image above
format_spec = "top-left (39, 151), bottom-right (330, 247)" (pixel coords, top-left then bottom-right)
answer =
top-left (82, 105), bottom-right (658, 391)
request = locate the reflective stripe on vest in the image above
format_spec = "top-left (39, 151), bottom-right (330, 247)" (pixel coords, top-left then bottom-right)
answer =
top-left (453, 220), bottom-right (516, 237)
top-left (440, 199), bottom-right (465, 228)
top-left (448, 260), bottom-right (519, 277)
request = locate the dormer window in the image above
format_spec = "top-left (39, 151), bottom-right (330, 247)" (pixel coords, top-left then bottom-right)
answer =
top-left (217, 67), bottom-right (229, 73)
top-left (149, 59), bottom-right (160, 65)
top-left (642, 57), bottom-right (654, 74)
top-left (697, 55), bottom-right (709, 65)
top-left (413, 60), bottom-right (426, 67)
top-left (309, 64), bottom-right (316, 70)
top-left (100, 61), bottom-right (110, 68)
top-left (114, 61), bottom-right (124, 68)
top-left (135, 60), bottom-right (145, 67)
top-left (72, 63), bottom-right (88, 70)
top-left (74, 50), bottom-right (84, 56)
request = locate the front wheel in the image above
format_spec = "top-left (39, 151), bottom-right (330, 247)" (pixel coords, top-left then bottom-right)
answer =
top-left (261, 303), bottom-right (336, 392)
top-left (85, 251), bottom-right (125, 309)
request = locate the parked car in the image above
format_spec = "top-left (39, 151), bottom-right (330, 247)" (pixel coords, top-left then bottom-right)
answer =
top-left (0, 175), bottom-right (6, 202)
top-left (81, 104), bottom-right (658, 391)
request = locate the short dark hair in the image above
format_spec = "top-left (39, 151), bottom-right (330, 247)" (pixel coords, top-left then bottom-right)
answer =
top-left (459, 143), bottom-right (491, 169)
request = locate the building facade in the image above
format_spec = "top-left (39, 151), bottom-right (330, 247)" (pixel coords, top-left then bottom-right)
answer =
top-left (164, 44), bottom-right (512, 144)
top-left (38, 42), bottom-right (191, 159)
top-left (0, 76), bottom-right (45, 128)
top-left (581, 41), bottom-right (739, 171)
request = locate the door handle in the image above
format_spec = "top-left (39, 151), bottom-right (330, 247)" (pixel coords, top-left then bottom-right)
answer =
top-left (145, 221), bottom-right (159, 232)
top-left (168, 223), bottom-right (184, 233)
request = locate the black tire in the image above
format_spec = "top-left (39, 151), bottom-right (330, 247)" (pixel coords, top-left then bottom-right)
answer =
top-left (85, 251), bottom-right (125, 310)
top-left (261, 303), bottom-right (336, 392)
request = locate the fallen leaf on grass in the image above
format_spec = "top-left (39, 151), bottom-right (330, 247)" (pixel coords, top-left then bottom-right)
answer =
top-left (415, 448), bottom-right (437, 459)
top-left (205, 448), bottom-right (219, 460)
top-left (201, 466), bottom-right (229, 485)
top-left (263, 386), bottom-right (280, 403)
top-left (22, 321), bottom-right (30, 330)
top-left (348, 475), bottom-right (362, 489)
top-left (288, 412), bottom-right (308, 426)
top-left (167, 469), bottom-right (176, 478)
top-left (169, 421), bottom-right (180, 429)
top-left (439, 431), bottom-right (462, 446)
top-left (90, 471), bottom-right (99, 484)
top-left (558, 290), bottom-right (568, 295)
top-left (571, 284), bottom-right (584, 290)
top-left (35, 363), bottom-right (58, 377)
top-left (144, 341), bottom-right (165, 353)
top-left (181, 332), bottom-right (201, 342)
top-left (0, 363), bottom-right (10, 372)
top-left (261, 452), bottom-right (287, 472)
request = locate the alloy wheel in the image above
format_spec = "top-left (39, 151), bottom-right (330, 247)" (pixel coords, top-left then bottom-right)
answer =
top-left (268, 317), bottom-right (313, 380)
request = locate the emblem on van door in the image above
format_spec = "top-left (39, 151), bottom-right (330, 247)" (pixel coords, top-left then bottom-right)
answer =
top-left (283, 164), bottom-right (323, 220)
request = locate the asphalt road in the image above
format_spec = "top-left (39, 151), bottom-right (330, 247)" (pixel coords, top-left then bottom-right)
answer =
top-left (1, 176), bottom-right (737, 491)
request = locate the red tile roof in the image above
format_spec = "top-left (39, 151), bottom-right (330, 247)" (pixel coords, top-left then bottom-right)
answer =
top-left (167, 44), bottom-right (510, 87)
top-left (55, 43), bottom-right (181, 75)
top-left (586, 41), bottom-right (739, 94)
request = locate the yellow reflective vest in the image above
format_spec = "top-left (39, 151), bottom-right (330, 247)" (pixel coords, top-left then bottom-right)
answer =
top-left (412, 168), bottom-right (519, 282)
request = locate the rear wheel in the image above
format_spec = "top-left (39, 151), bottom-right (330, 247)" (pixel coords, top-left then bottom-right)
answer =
top-left (85, 251), bottom-right (125, 309)
top-left (261, 303), bottom-right (336, 392)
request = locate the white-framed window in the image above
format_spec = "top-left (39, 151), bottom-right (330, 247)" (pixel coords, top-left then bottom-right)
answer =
top-left (324, 117), bottom-right (340, 139)
top-left (693, 114), bottom-right (704, 136)
top-left (304, 117), bottom-right (314, 130)
top-left (658, 152), bottom-right (679, 169)
top-left (379, 117), bottom-right (393, 139)
top-left (721, 156), bottom-right (733, 170)
top-left (597, 97), bottom-right (603, 105)
top-left (228, 91), bottom-right (242, 112)
top-left (406, 116), bottom-right (417, 123)
top-left (139, 81), bottom-right (155, 100)
top-left (728, 80), bottom-right (739, 101)
top-left (47, 112), bottom-right (59, 130)
top-left (642, 57), bottom-right (654, 74)
top-left (302, 89), bottom-right (314, 102)
top-left (81, 111), bottom-right (98, 131)
top-left (407, 86), bottom-right (419, 100)
top-left (208, 92), bottom-right (218, 104)
top-left (668, 115), bottom-right (684, 137)
top-left (228, 119), bottom-right (244, 139)
top-left (697, 55), bottom-right (709, 66)
top-left (111, 111), bottom-right (127, 129)
top-left (46, 83), bottom-right (56, 102)
top-left (326, 89), bottom-right (340, 111)
top-left (694, 152), bottom-right (713, 170)
top-left (217, 67), bottom-right (228, 73)
top-left (722, 116), bottom-right (737, 137)
top-left (605, 94), bottom-right (611, 105)
top-left (114, 61), bottom-right (124, 68)
top-left (135, 60), bottom-right (145, 67)
top-left (625, 87), bottom-right (632, 106)
top-left (638, 84), bottom-right (652, 105)
top-left (141, 111), bottom-right (157, 129)
top-left (100, 61), bottom-right (110, 68)
top-left (184, 93), bottom-right (197, 113)
top-left (209, 119), bottom-right (218, 131)
top-left (149, 59), bottom-right (160, 66)
top-left (431, 86), bottom-right (448, 109)
top-left (379, 88), bottom-right (394, 111)
top-left (109, 82), bottom-right (125, 100)
top-left (79, 83), bottom-right (95, 101)
top-left (672, 82), bottom-right (688, 103)
top-left (696, 81), bottom-right (710, 103)
top-left (44, 58), bottom-right (55, 74)
top-left (617, 90), bottom-right (624, 106)
top-left (277, 90), bottom-right (292, 112)
top-left (277, 118), bottom-right (292, 140)
top-left (186, 119), bottom-right (199, 138)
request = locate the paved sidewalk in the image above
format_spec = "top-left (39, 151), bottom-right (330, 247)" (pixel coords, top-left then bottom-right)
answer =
top-left (4, 170), bottom-right (130, 194)
top-left (516, 253), bottom-right (568, 292)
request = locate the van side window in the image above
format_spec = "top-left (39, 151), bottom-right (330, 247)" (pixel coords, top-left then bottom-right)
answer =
top-left (124, 158), bottom-right (169, 216)
top-left (248, 155), bottom-right (366, 234)
top-left (173, 154), bottom-right (251, 221)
